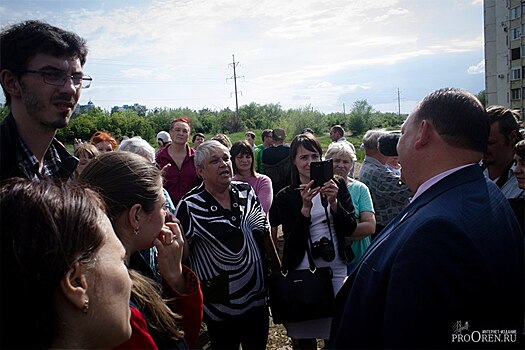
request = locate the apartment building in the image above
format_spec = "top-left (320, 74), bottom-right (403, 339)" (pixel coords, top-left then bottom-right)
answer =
top-left (484, 0), bottom-right (525, 115)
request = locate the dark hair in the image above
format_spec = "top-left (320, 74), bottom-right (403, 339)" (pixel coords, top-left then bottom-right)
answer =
top-left (412, 88), bottom-right (489, 153)
top-left (192, 132), bottom-right (205, 143)
top-left (289, 133), bottom-right (323, 186)
top-left (486, 105), bottom-right (524, 145)
top-left (0, 20), bottom-right (88, 106)
top-left (79, 152), bottom-right (161, 222)
top-left (1, 179), bottom-right (105, 349)
top-left (261, 129), bottom-right (272, 142)
top-left (230, 140), bottom-right (255, 176)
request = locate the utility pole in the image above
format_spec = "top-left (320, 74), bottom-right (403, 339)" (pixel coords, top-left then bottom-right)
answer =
top-left (397, 88), bottom-right (401, 117)
top-left (228, 54), bottom-right (243, 131)
top-left (343, 103), bottom-right (346, 118)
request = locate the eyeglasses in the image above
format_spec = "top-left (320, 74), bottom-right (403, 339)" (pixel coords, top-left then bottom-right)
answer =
top-left (18, 69), bottom-right (92, 89)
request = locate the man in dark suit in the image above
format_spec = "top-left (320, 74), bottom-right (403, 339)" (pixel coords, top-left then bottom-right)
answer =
top-left (329, 88), bottom-right (524, 349)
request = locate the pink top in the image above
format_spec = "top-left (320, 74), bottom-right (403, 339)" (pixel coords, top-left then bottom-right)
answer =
top-left (233, 174), bottom-right (273, 215)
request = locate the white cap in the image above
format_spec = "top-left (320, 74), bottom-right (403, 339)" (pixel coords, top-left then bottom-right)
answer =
top-left (156, 131), bottom-right (171, 143)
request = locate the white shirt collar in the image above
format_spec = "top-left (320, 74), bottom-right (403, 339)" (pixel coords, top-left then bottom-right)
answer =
top-left (410, 164), bottom-right (475, 202)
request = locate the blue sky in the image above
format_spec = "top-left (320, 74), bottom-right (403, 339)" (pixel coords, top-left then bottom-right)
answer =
top-left (0, 0), bottom-right (484, 114)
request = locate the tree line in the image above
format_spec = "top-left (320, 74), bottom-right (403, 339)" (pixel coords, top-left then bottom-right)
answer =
top-left (0, 99), bottom-right (407, 144)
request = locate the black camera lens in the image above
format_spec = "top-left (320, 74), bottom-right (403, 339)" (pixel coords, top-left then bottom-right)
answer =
top-left (311, 236), bottom-right (335, 262)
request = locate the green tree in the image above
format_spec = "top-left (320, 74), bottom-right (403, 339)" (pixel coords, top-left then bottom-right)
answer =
top-left (282, 105), bottom-right (326, 137)
top-left (476, 90), bottom-right (486, 107)
top-left (57, 107), bottom-right (105, 142)
top-left (348, 99), bottom-right (374, 135)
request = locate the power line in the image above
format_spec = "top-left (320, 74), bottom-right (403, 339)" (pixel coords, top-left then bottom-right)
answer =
top-left (228, 54), bottom-right (244, 130)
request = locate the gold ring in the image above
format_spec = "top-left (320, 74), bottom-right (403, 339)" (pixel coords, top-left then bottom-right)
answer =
top-left (166, 236), bottom-right (174, 245)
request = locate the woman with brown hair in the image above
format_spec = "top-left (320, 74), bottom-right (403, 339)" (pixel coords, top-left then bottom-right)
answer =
top-left (1, 179), bottom-right (132, 349)
top-left (80, 152), bottom-right (203, 349)
top-left (230, 140), bottom-right (273, 214)
top-left (269, 133), bottom-right (357, 349)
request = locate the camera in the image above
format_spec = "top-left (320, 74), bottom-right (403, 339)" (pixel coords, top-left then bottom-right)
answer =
top-left (311, 236), bottom-right (335, 262)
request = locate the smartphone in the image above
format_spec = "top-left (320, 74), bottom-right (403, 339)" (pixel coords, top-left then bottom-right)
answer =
top-left (310, 159), bottom-right (334, 188)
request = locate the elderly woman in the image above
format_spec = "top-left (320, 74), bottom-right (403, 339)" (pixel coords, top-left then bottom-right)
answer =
top-left (269, 133), bottom-right (357, 350)
top-left (230, 140), bottom-right (273, 215)
top-left (80, 152), bottom-right (203, 349)
top-left (175, 140), bottom-right (281, 350)
top-left (325, 142), bottom-right (376, 272)
top-left (1, 179), bottom-right (132, 349)
top-left (118, 136), bottom-right (176, 217)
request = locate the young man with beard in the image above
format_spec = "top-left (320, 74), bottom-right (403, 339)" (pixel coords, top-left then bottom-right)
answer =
top-left (0, 20), bottom-right (90, 181)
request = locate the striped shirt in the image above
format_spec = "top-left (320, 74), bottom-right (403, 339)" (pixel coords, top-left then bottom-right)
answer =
top-left (175, 181), bottom-right (269, 321)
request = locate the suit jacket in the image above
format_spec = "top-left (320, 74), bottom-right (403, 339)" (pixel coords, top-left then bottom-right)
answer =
top-left (329, 165), bottom-right (524, 349)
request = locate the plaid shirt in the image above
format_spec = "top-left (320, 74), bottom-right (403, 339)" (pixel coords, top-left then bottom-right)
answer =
top-left (17, 137), bottom-right (62, 181)
top-left (359, 155), bottom-right (411, 226)
top-left (0, 113), bottom-right (77, 181)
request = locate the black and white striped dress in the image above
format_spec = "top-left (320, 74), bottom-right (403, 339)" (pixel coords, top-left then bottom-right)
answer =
top-left (175, 181), bottom-right (269, 321)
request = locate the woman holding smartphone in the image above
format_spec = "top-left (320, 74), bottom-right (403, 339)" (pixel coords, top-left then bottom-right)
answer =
top-left (269, 133), bottom-right (357, 350)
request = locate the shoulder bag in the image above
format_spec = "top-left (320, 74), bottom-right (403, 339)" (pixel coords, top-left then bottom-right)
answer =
top-left (268, 197), bottom-right (335, 324)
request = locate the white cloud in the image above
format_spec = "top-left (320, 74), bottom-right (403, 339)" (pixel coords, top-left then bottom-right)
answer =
top-left (0, 0), bottom-right (484, 113)
top-left (120, 68), bottom-right (154, 79)
top-left (467, 60), bottom-right (484, 74)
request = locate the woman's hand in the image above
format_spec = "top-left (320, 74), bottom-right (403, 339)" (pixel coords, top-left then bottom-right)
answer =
top-left (154, 221), bottom-right (186, 293)
top-left (320, 179), bottom-right (338, 212)
top-left (299, 180), bottom-right (320, 217)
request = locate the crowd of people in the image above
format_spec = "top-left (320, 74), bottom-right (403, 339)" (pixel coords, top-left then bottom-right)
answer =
top-left (0, 19), bottom-right (524, 350)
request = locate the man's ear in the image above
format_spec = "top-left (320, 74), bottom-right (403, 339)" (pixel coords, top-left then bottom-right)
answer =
top-left (414, 120), bottom-right (433, 150)
top-left (508, 129), bottom-right (518, 145)
top-left (60, 261), bottom-right (89, 312)
top-left (0, 70), bottom-right (22, 98)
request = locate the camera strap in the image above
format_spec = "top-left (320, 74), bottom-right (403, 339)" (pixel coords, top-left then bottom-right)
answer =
top-left (320, 194), bottom-right (334, 243)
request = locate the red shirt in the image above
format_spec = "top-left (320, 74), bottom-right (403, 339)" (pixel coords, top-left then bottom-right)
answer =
top-left (156, 145), bottom-right (198, 206)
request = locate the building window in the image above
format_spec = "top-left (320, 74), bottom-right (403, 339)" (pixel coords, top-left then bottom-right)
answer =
top-left (511, 67), bottom-right (522, 80)
top-left (511, 6), bottom-right (521, 19)
top-left (512, 27), bottom-right (522, 40)
top-left (512, 47), bottom-right (521, 60)
top-left (511, 88), bottom-right (522, 100)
